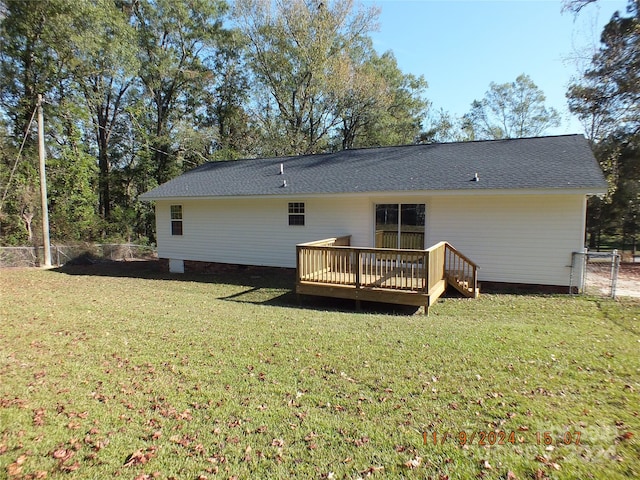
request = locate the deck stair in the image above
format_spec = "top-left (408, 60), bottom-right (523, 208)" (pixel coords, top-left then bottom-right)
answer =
top-left (444, 243), bottom-right (480, 298)
top-left (444, 243), bottom-right (479, 299)
top-left (446, 273), bottom-right (480, 298)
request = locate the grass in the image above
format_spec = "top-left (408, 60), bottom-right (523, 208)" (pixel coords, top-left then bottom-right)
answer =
top-left (1, 263), bottom-right (639, 480)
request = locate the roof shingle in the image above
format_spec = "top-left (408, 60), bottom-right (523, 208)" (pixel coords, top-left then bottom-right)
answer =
top-left (140, 134), bottom-right (607, 200)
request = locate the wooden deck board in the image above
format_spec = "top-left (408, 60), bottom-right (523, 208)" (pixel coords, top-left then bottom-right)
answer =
top-left (299, 270), bottom-right (427, 291)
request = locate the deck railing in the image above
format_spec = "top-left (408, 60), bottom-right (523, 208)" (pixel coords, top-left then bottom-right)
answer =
top-left (374, 230), bottom-right (425, 250)
top-left (296, 237), bottom-right (478, 312)
top-left (297, 238), bottom-right (450, 293)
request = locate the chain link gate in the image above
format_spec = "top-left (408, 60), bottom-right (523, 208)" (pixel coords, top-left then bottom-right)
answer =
top-left (570, 250), bottom-right (621, 298)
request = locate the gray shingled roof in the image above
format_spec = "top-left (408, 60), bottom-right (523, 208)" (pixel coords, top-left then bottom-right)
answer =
top-left (140, 134), bottom-right (607, 200)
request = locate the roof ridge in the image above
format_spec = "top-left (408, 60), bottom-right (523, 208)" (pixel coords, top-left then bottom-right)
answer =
top-left (199, 134), bottom-right (586, 166)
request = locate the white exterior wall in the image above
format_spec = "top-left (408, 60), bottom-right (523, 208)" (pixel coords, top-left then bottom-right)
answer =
top-left (425, 194), bottom-right (586, 286)
top-left (155, 197), bottom-right (371, 268)
top-left (155, 192), bottom-right (587, 286)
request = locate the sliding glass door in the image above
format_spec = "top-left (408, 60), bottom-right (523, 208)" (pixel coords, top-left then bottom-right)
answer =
top-left (375, 203), bottom-right (425, 249)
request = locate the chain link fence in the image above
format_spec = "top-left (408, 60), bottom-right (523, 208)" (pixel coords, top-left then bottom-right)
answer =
top-left (571, 250), bottom-right (621, 298)
top-left (0, 244), bottom-right (156, 268)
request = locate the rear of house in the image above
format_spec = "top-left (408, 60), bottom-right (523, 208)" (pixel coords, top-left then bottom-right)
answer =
top-left (141, 135), bottom-right (607, 290)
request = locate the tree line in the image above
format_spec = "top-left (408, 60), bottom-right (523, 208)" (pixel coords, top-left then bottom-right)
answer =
top-left (0, 0), bottom-right (429, 244)
top-left (0, 0), bottom-right (635, 252)
top-left (565, 0), bottom-right (639, 252)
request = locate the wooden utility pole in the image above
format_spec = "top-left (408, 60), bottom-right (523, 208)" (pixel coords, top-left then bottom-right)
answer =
top-left (37, 94), bottom-right (51, 267)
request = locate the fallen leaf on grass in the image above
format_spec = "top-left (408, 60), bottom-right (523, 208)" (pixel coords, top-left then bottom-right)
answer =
top-left (92, 440), bottom-right (109, 452)
top-left (535, 469), bottom-right (549, 479)
top-left (59, 462), bottom-right (80, 473)
top-left (123, 447), bottom-right (157, 467)
top-left (354, 436), bottom-right (370, 447)
top-left (7, 455), bottom-right (27, 477)
top-left (360, 465), bottom-right (384, 475)
top-left (7, 464), bottom-right (22, 477)
top-left (33, 408), bottom-right (46, 426)
top-left (535, 455), bottom-right (561, 471)
top-left (52, 449), bottom-right (75, 462)
top-left (617, 432), bottom-right (634, 442)
top-left (404, 456), bottom-right (422, 469)
top-left (304, 432), bottom-right (318, 442)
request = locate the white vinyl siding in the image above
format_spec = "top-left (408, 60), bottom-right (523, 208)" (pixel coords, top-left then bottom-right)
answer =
top-left (155, 192), bottom-right (586, 286)
top-left (155, 197), bottom-right (371, 268)
top-left (426, 194), bottom-right (586, 286)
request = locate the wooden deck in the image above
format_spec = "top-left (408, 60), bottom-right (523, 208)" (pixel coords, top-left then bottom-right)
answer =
top-left (296, 236), bottom-right (479, 314)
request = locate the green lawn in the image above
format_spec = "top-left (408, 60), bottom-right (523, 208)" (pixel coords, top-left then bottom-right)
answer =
top-left (1, 264), bottom-right (638, 479)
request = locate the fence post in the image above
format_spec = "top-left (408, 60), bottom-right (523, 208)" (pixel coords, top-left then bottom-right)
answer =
top-left (611, 249), bottom-right (620, 299)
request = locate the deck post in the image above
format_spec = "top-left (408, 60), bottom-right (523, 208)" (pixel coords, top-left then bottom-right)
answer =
top-left (354, 249), bottom-right (361, 290)
top-left (423, 252), bottom-right (429, 293)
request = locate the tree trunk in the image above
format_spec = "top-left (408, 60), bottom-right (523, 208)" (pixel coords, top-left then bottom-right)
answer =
top-left (98, 138), bottom-right (110, 220)
top-left (22, 210), bottom-right (34, 243)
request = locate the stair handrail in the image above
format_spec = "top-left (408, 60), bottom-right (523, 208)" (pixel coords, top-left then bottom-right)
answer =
top-left (444, 242), bottom-right (479, 297)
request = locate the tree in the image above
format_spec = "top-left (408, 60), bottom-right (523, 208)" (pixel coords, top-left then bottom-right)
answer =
top-left (566, 0), bottom-right (640, 251)
top-left (566, 1), bottom-right (639, 140)
top-left (335, 48), bottom-right (429, 149)
top-left (68, 0), bottom-right (139, 222)
top-left (207, 30), bottom-right (254, 159)
top-left (235, 0), bottom-right (379, 155)
top-left (132, 0), bottom-right (230, 184)
top-left (0, 0), bottom-right (82, 244)
top-left (0, 0), bottom-right (248, 245)
top-left (419, 109), bottom-right (461, 144)
top-left (462, 74), bottom-right (561, 140)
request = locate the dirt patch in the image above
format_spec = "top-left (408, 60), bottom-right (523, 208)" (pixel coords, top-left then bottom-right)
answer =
top-left (586, 263), bottom-right (640, 298)
top-left (616, 264), bottom-right (640, 298)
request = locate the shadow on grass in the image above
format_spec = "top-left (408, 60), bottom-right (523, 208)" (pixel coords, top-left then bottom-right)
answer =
top-left (51, 259), bottom-right (423, 316)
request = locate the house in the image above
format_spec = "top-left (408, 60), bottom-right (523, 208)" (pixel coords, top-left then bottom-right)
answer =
top-left (140, 134), bottom-right (607, 310)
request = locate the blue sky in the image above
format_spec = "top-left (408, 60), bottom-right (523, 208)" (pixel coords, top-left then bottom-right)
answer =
top-left (364, 0), bottom-right (629, 135)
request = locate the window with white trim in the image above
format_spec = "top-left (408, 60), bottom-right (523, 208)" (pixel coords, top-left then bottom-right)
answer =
top-left (170, 205), bottom-right (183, 235)
top-left (288, 202), bottom-right (305, 226)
